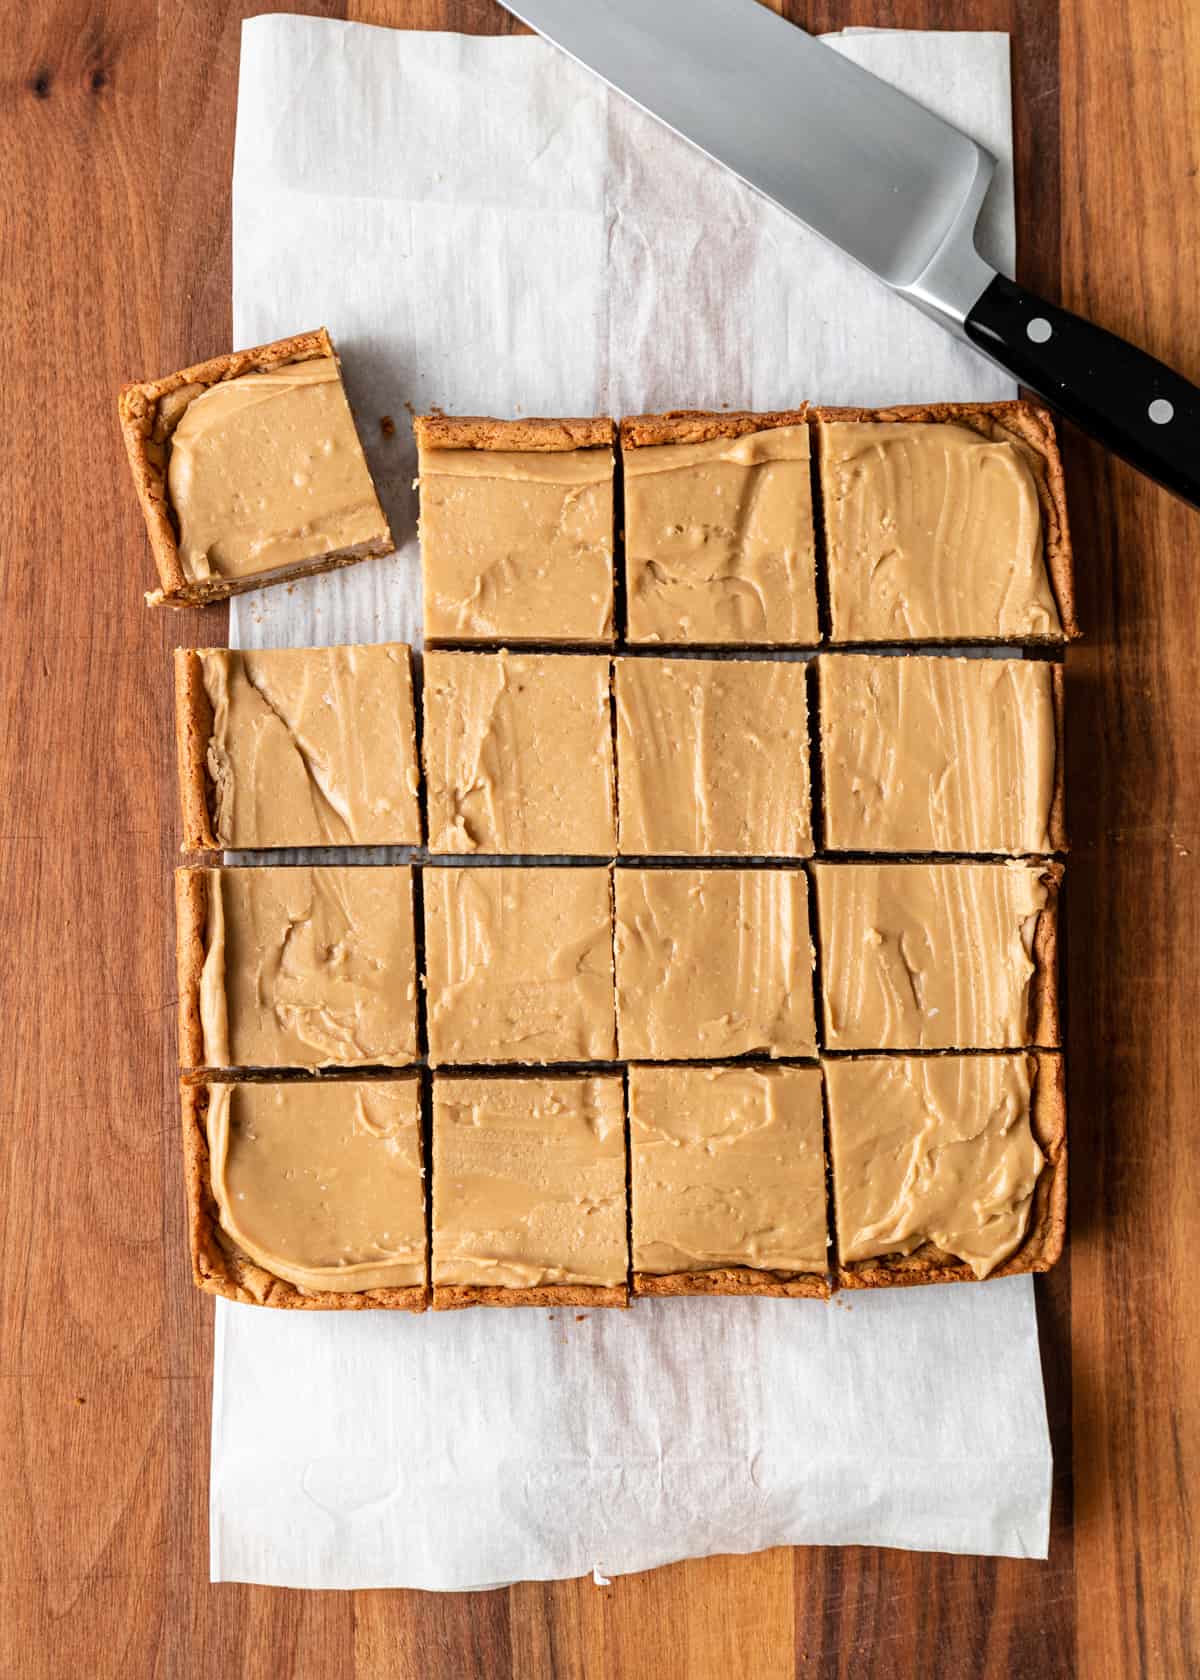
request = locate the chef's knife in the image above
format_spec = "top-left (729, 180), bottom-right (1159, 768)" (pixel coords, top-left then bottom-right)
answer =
top-left (500, 0), bottom-right (1199, 509)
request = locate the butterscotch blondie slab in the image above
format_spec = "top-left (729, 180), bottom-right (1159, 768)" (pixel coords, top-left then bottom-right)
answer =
top-left (630, 1064), bottom-right (830, 1299)
top-left (176, 865), bottom-right (418, 1070)
top-left (614, 868), bottom-right (817, 1060)
top-left (824, 1052), bottom-right (1066, 1286)
top-left (813, 860), bottom-right (1060, 1051)
top-left (614, 655), bottom-right (812, 856)
top-left (183, 1076), bottom-right (427, 1310)
top-left (415, 414), bottom-right (615, 644)
top-left (815, 401), bottom-right (1077, 643)
top-left (422, 651), bottom-right (615, 854)
top-left (818, 653), bottom-right (1066, 855)
top-left (175, 644), bottom-right (421, 851)
top-left (423, 866), bottom-right (616, 1065)
top-left (431, 1073), bottom-right (628, 1308)
top-left (120, 328), bottom-right (392, 606)
top-left (620, 409), bottom-right (818, 646)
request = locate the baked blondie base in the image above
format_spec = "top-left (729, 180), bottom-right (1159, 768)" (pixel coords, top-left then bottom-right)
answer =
top-left (619, 405), bottom-right (810, 449)
top-left (633, 1266), bottom-right (830, 1300)
top-left (414, 414), bottom-right (613, 452)
top-left (174, 650), bottom-right (218, 851)
top-left (432, 1282), bottom-right (628, 1310)
top-left (1048, 664), bottom-right (1068, 852)
top-left (175, 866), bottom-right (210, 1070)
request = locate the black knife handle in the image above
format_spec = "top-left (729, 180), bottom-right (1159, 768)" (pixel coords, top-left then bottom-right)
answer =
top-left (964, 273), bottom-right (1200, 510)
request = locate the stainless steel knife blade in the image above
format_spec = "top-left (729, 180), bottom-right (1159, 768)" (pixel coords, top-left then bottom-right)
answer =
top-left (499, 0), bottom-right (1200, 507)
top-left (498, 0), bottom-right (997, 331)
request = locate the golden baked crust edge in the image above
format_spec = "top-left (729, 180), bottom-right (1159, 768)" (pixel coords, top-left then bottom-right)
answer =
top-left (414, 413), bottom-right (614, 451)
top-left (432, 1282), bottom-right (628, 1310)
top-left (633, 1266), bottom-right (831, 1300)
top-left (174, 649), bottom-right (218, 851)
top-left (837, 1050), bottom-right (1067, 1288)
top-left (180, 1080), bottom-right (429, 1311)
top-left (119, 328), bottom-right (393, 606)
top-left (620, 405), bottom-right (811, 448)
top-left (120, 328), bottom-right (334, 603)
top-left (815, 398), bottom-right (1079, 642)
top-left (174, 866), bottom-right (209, 1071)
top-left (1048, 663), bottom-right (1068, 853)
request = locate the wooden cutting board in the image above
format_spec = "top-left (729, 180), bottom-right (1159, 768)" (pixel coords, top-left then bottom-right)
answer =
top-left (3, 1), bottom-right (1197, 1675)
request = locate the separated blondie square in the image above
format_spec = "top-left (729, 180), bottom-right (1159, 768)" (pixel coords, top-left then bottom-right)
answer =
top-left (416, 415), bottom-right (615, 644)
top-left (176, 865), bottom-right (418, 1070)
top-left (182, 1076), bottom-right (427, 1310)
top-left (818, 653), bottom-right (1065, 855)
top-left (431, 1073), bottom-right (628, 1308)
top-left (630, 1063), bottom-right (829, 1298)
top-left (422, 651), bottom-right (615, 854)
top-left (423, 866), bottom-right (616, 1065)
top-left (816, 401), bottom-right (1077, 644)
top-left (175, 643), bottom-right (421, 851)
top-left (813, 860), bottom-right (1060, 1051)
top-left (621, 409), bottom-right (818, 646)
top-left (824, 1052), bottom-right (1066, 1285)
top-left (120, 328), bottom-right (392, 606)
top-left (614, 867), bottom-right (816, 1060)
top-left (614, 655), bottom-right (812, 856)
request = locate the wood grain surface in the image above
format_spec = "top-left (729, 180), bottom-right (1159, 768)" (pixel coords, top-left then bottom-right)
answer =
top-left (1, 0), bottom-right (1196, 1675)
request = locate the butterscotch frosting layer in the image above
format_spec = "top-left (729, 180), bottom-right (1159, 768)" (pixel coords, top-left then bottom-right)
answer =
top-left (825, 1054), bottom-right (1045, 1280)
top-left (432, 1075), bottom-right (627, 1287)
top-left (819, 654), bottom-right (1061, 854)
top-left (615, 868), bottom-right (816, 1059)
top-left (198, 645), bottom-right (420, 848)
top-left (624, 425), bottom-right (818, 645)
top-left (630, 1064), bottom-right (827, 1276)
top-left (207, 1079), bottom-right (425, 1292)
top-left (418, 440), bottom-right (614, 642)
top-left (820, 421), bottom-right (1062, 641)
top-left (423, 651), bottom-right (615, 854)
top-left (423, 867), bottom-right (616, 1064)
top-left (197, 866), bottom-right (417, 1068)
top-left (814, 861), bottom-right (1057, 1050)
top-left (615, 657), bottom-right (812, 857)
top-left (167, 356), bottom-right (389, 584)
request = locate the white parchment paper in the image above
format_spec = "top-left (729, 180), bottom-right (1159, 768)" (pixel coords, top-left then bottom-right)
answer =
top-left (210, 16), bottom-right (1052, 1587)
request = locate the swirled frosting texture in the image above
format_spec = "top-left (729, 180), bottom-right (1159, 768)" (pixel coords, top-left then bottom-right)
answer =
top-left (423, 651), bottom-right (615, 854)
top-left (207, 1079), bottom-right (425, 1292)
top-left (630, 1064), bottom-right (827, 1276)
top-left (423, 867), bottom-right (616, 1065)
top-left (820, 421), bottom-right (1061, 641)
top-left (167, 356), bottom-right (389, 584)
top-left (615, 656), bottom-right (812, 856)
top-left (623, 427), bottom-right (818, 645)
top-left (198, 865), bottom-right (417, 1069)
top-left (825, 1054), bottom-right (1045, 1279)
top-left (614, 868), bottom-right (816, 1059)
top-left (419, 447), bottom-right (614, 642)
top-left (819, 653), bottom-right (1059, 854)
top-left (200, 644), bottom-right (420, 848)
top-left (432, 1075), bottom-right (627, 1288)
top-left (814, 861), bottom-right (1056, 1050)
